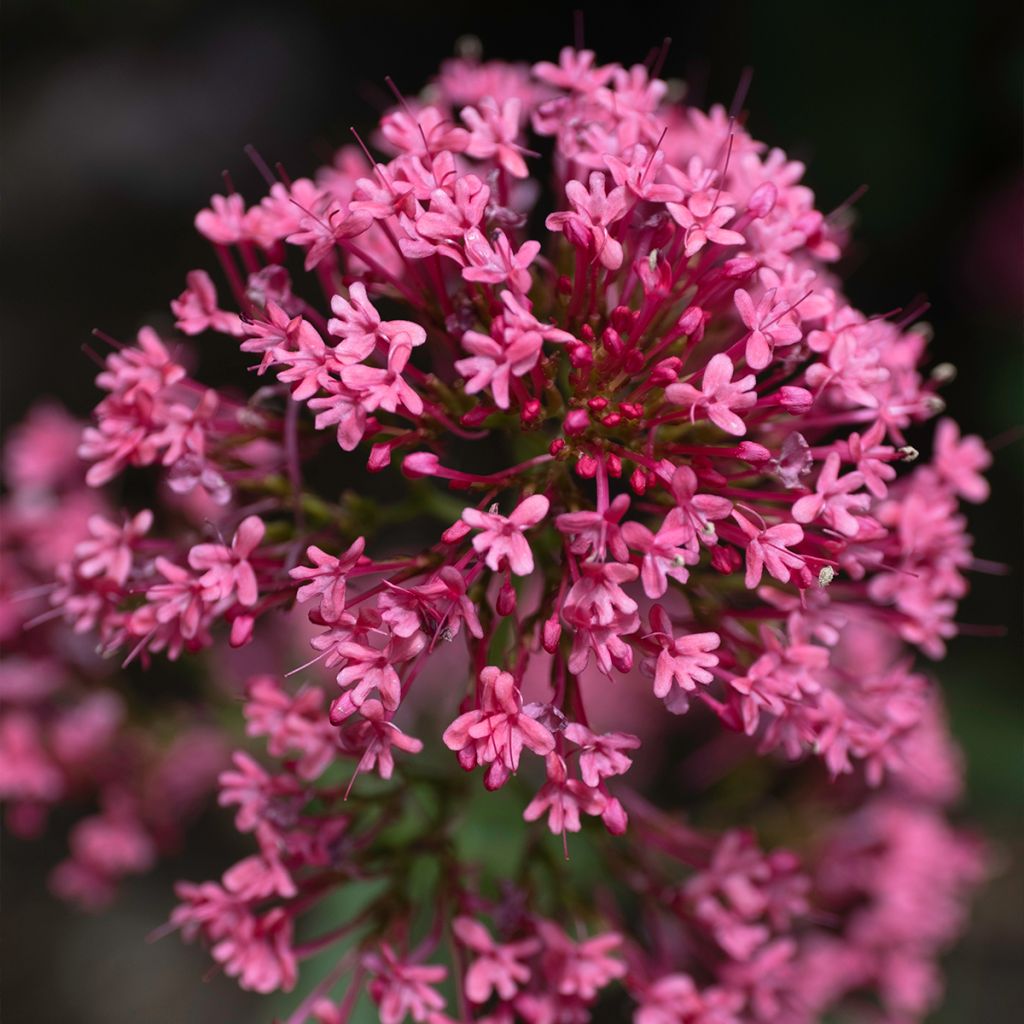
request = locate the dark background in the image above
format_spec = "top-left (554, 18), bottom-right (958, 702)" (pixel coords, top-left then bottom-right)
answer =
top-left (2, 1), bottom-right (1021, 1021)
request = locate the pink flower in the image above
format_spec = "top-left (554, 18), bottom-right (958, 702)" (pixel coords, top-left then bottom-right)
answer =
top-left (934, 418), bottom-right (991, 502)
top-left (622, 512), bottom-right (697, 597)
top-left (364, 944), bottom-right (447, 1024)
top-left (340, 343), bottom-right (423, 418)
top-left (348, 698), bottom-right (424, 781)
top-left (534, 920), bottom-right (626, 1000)
top-left (195, 193), bottom-right (247, 245)
top-left (522, 753), bottom-right (609, 835)
top-left (645, 607), bottom-right (722, 714)
top-left (172, 270), bottom-right (243, 336)
top-left (545, 172), bottom-right (629, 269)
top-left (461, 494), bottom-right (550, 575)
top-left (211, 906), bottom-right (297, 994)
top-left (188, 515), bottom-right (265, 607)
top-left (328, 281), bottom-right (426, 362)
top-left (452, 916), bottom-right (540, 1003)
top-left (732, 511), bottom-right (807, 589)
top-left (564, 723), bottom-right (641, 786)
top-left (461, 228), bottom-right (540, 294)
top-left (289, 537), bottom-right (366, 622)
top-left (442, 666), bottom-right (555, 789)
top-left (666, 354), bottom-right (757, 436)
top-left (792, 452), bottom-right (869, 537)
top-left (74, 509), bottom-right (152, 586)
top-left (462, 97), bottom-right (529, 178)
top-left (734, 288), bottom-right (804, 371)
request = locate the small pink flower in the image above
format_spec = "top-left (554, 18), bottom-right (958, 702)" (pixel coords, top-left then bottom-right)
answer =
top-left (188, 515), bottom-right (266, 607)
top-left (546, 172), bottom-right (628, 269)
top-left (452, 916), bottom-right (540, 1004)
top-left (461, 494), bottom-right (550, 575)
top-left (564, 723), bottom-right (641, 786)
top-left (328, 281), bottom-right (426, 362)
top-left (645, 606), bottom-right (722, 714)
top-left (289, 537), bottom-right (366, 622)
top-left (732, 511), bottom-right (807, 589)
top-left (734, 288), bottom-right (804, 371)
top-left (443, 666), bottom-right (555, 789)
top-left (74, 509), bottom-right (153, 587)
top-left (792, 452), bottom-right (869, 537)
top-left (364, 944), bottom-right (447, 1024)
top-left (195, 193), bottom-right (247, 245)
top-left (462, 97), bottom-right (529, 178)
top-left (172, 270), bottom-right (243, 336)
top-left (934, 417), bottom-right (991, 503)
top-left (666, 354), bottom-right (757, 436)
top-left (348, 698), bottom-right (424, 781)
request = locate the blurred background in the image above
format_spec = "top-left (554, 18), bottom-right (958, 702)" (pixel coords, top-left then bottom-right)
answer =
top-left (2, 1), bottom-right (1021, 1020)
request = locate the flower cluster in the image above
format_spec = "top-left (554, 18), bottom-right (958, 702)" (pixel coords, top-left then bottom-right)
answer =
top-left (5, 45), bottom-right (993, 1023)
top-left (0, 404), bottom-right (227, 908)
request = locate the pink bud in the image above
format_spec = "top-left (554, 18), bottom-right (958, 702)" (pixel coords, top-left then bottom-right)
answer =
top-left (402, 451), bottom-right (440, 479)
top-left (748, 182), bottom-right (777, 218)
top-left (461, 406), bottom-right (491, 427)
top-left (601, 327), bottom-right (623, 357)
top-left (497, 579), bottom-right (517, 616)
top-left (542, 614), bottom-right (562, 653)
top-left (610, 306), bottom-right (635, 334)
top-left (521, 399), bottom-right (542, 425)
top-left (677, 305), bottom-right (705, 336)
top-left (229, 614), bottom-right (254, 648)
top-left (736, 441), bottom-right (772, 464)
top-left (601, 796), bottom-right (628, 835)
top-left (630, 467), bottom-right (648, 494)
top-left (568, 342), bottom-right (594, 369)
top-left (576, 454), bottom-right (599, 479)
top-left (442, 520), bottom-right (472, 544)
top-left (779, 386), bottom-right (813, 413)
top-left (724, 256), bottom-right (758, 279)
top-left (549, 438), bottom-right (566, 456)
top-left (606, 453), bottom-right (623, 477)
top-left (650, 357), bottom-right (682, 386)
top-left (710, 545), bottom-right (742, 574)
top-left (368, 443), bottom-right (392, 472)
top-left (587, 396), bottom-right (609, 411)
top-left (564, 409), bottom-right (591, 436)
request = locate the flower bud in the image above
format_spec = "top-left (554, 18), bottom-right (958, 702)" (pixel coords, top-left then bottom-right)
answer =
top-left (402, 452), bottom-right (440, 479)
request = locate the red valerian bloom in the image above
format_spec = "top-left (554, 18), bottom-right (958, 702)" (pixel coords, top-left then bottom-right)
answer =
top-left (5, 41), bottom-right (994, 1024)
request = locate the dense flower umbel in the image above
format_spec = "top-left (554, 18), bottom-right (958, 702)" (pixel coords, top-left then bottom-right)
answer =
top-left (6, 44), bottom-right (994, 1023)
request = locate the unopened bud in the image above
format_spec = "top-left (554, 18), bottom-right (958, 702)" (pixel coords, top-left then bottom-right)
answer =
top-left (542, 614), bottom-right (562, 653)
top-left (497, 579), bottom-right (517, 616)
top-left (441, 519), bottom-right (471, 544)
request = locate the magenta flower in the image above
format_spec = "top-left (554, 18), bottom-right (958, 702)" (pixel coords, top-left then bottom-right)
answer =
top-left (933, 417), bottom-right (991, 502)
top-left (17, 43), bottom-right (992, 1024)
top-left (289, 537), bottom-right (366, 623)
top-left (188, 515), bottom-right (265, 607)
top-left (733, 287), bottom-right (804, 370)
top-left (452, 916), bottom-right (541, 1003)
top-left (364, 944), bottom-right (447, 1023)
top-left (442, 666), bottom-right (555, 789)
top-left (545, 172), bottom-right (629, 269)
top-left (666, 354), bottom-right (758, 436)
top-left (461, 494), bottom-right (549, 575)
